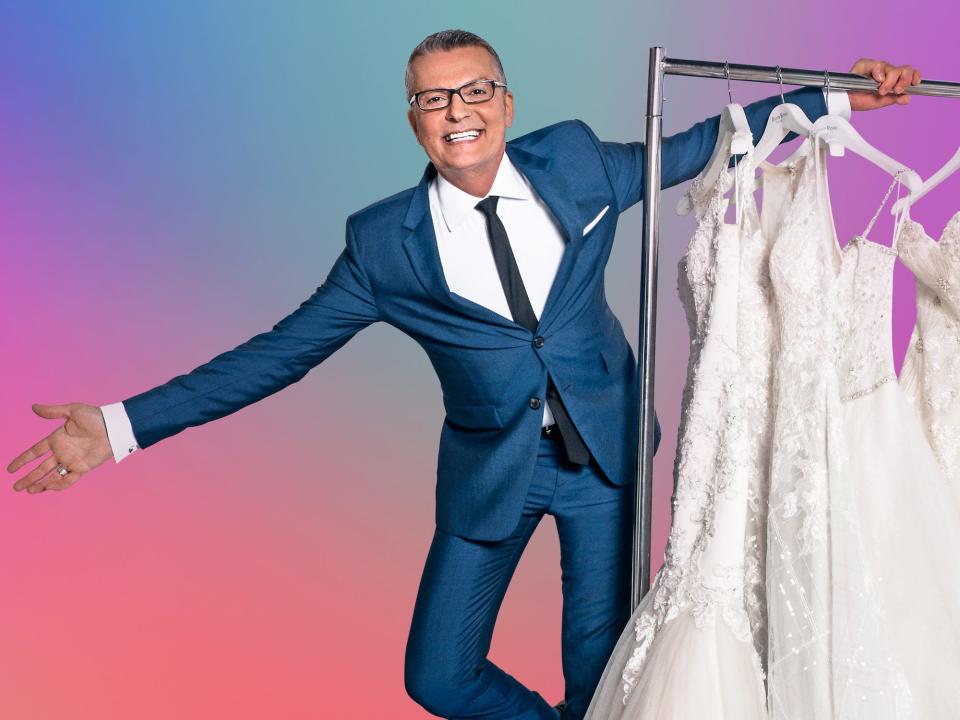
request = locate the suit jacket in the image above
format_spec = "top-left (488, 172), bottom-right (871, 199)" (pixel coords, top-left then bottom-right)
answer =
top-left (122, 86), bottom-right (830, 542)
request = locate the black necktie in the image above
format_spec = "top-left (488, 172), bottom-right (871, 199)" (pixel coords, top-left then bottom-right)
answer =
top-left (475, 195), bottom-right (591, 465)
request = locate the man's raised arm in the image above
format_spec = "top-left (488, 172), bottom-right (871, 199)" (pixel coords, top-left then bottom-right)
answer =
top-left (583, 85), bottom-right (843, 214)
top-left (584, 57), bottom-right (923, 214)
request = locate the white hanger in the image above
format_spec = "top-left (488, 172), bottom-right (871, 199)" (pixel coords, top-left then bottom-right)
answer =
top-left (809, 111), bottom-right (923, 194)
top-left (677, 61), bottom-right (754, 216)
top-left (891, 144), bottom-right (960, 215)
top-left (751, 66), bottom-right (818, 166)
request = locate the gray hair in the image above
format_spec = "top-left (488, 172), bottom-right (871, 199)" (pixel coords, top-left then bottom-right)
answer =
top-left (404, 29), bottom-right (507, 102)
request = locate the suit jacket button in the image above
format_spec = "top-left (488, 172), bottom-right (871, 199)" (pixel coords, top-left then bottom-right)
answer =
top-left (533, 336), bottom-right (545, 348)
top-left (529, 397), bottom-right (542, 410)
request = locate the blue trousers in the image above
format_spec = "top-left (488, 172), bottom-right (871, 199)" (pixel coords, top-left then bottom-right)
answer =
top-left (404, 432), bottom-right (634, 719)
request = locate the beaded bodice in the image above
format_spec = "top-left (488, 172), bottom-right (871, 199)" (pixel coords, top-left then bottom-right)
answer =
top-left (900, 210), bottom-right (960, 318)
top-left (833, 153), bottom-right (910, 402)
top-left (834, 237), bottom-right (898, 401)
top-left (899, 210), bottom-right (960, 483)
top-left (769, 133), bottom-right (905, 408)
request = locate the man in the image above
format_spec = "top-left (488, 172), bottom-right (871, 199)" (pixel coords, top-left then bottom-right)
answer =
top-left (7, 29), bottom-right (920, 720)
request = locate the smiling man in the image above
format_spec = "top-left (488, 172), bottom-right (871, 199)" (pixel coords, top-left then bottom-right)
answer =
top-left (8, 28), bottom-right (921, 720)
top-left (407, 44), bottom-right (512, 197)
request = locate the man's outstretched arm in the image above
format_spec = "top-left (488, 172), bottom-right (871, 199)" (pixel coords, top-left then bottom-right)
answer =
top-left (119, 218), bottom-right (380, 452)
top-left (8, 218), bottom-right (380, 491)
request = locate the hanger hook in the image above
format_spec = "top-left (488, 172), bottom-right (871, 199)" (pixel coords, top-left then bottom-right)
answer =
top-left (824, 69), bottom-right (831, 96)
top-left (724, 60), bottom-right (733, 103)
top-left (775, 65), bottom-right (785, 104)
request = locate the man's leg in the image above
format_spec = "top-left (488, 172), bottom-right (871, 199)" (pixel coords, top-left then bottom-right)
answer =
top-left (551, 458), bottom-right (633, 720)
top-left (404, 441), bottom-right (563, 720)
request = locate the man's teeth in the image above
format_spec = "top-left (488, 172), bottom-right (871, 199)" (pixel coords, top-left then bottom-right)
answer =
top-left (445, 130), bottom-right (481, 142)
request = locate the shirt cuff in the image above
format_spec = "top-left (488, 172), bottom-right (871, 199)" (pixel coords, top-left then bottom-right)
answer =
top-left (100, 402), bottom-right (140, 464)
top-left (823, 88), bottom-right (852, 120)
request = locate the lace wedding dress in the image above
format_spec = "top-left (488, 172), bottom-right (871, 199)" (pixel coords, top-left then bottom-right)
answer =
top-left (765, 130), bottom-right (960, 719)
top-left (899, 209), bottom-right (960, 487)
top-left (584, 132), bottom-right (802, 719)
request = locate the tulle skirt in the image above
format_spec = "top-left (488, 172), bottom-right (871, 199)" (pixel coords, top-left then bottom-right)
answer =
top-left (584, 588), bottom-right (766, 719)
top-left (837, 383), bottom-right (960, 716)
top-left (586, 381), bottom-right (960, 719)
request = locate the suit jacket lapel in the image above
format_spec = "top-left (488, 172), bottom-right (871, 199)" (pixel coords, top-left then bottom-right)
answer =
top-left (401, 163), bottom-right (527, 336)
top-left (401, 142), bottom-right (585, 337)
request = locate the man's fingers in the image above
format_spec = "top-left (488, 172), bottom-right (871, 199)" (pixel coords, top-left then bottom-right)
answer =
top-left (893, 65), bottom-right (915, 93)
top-left (14, 455), bottom-right (57, 492)
top-left (8, 404), bottom-right (76, 474)
top-left (847, 59), bottom-right (922, 111)
top-left (849, 58), bottom-right (878, 76)
top-left (28, 460), bottom-right (81, 492)
top-left (878, 64), bottom-right (899, 94)
top-left (28, 475), bottom-right (52, 493)
top-left (31, 403), bottom-right (72, 420)
top-left (44, 471), bottom-right (80, 491)
top-left (6, 436), bottom-right (51, 474)
top-left (882, 64), bottom-right (912, 95)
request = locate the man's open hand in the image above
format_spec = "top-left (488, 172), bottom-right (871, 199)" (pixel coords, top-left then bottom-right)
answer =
top-left (849, 58), bottom-right (922, 111)
top-left (6, 403), bottom-right (114, 493)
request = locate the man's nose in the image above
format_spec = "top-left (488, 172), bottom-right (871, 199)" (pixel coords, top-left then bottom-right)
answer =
top-left (444, 93), bottom-right (472, 122)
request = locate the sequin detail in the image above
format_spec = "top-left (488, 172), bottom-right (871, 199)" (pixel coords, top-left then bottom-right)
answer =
top-left (840, 374), bottom-right (895, 402)
top-left (899, 209), bottom-right (960, 485)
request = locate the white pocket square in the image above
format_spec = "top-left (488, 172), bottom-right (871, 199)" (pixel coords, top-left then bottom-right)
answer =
top-left (582, 205), bottom-right (610, 236)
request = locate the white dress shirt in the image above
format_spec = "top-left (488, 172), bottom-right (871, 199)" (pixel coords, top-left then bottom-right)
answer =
top-left (429, 148), bottom-right (565, 427)
top-left (100, 90), bottom-right (851, 463)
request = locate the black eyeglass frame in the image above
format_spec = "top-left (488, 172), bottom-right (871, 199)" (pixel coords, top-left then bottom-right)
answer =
top-left (408, 79), bottom-right (508, 111)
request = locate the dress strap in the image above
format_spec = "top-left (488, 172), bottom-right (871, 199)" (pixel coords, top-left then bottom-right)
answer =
top-left (732, 147), bottom-right (743, 228)
top-left (731, 142), bottom-right (756, 229)
top-left (892, 175), bottom-right (912, 252)
top-left (860, 169), bottom-right (909, 249)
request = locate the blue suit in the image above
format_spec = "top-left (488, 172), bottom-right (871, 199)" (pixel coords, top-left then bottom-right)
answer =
top-left (122, 86), bottom-right (831, 718)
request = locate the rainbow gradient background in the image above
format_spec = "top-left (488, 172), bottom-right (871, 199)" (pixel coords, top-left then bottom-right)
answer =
top-left (2, 1), bottom-right (958, 717)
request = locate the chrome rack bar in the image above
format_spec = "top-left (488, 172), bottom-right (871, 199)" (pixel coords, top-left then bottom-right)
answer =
top-left (633, 49), bottom-right (960, 609)
top-left (664, 57), bottom-right (960, 97)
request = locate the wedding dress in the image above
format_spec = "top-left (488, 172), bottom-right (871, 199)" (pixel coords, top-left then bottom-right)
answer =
top-left (899, 209), bottom-right (960, 486)
top-left (765, 129), bottom-right (960, 719)
top-left (584, 131), bottom-right (803, 719)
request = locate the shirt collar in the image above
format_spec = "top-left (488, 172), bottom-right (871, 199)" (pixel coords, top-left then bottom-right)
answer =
top-left (433, 150), bottom-right (531, 232)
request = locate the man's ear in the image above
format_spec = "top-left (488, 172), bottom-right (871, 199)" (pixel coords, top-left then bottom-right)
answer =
top-left (504, 90), bottom-right (514, 129)
top-left (407, 109), bottom-right (421, 144)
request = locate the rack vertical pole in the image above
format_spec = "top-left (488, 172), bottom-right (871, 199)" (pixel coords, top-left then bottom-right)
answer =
top-left (632, 46), bottom-right (665, 610)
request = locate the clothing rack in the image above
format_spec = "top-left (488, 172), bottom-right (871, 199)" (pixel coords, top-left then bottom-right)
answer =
top-left (632, 48), bottom-right (960, 609)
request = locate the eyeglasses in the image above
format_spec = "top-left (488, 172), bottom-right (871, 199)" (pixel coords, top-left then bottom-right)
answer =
top-left (408, 79), bottom-right (507, 111)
